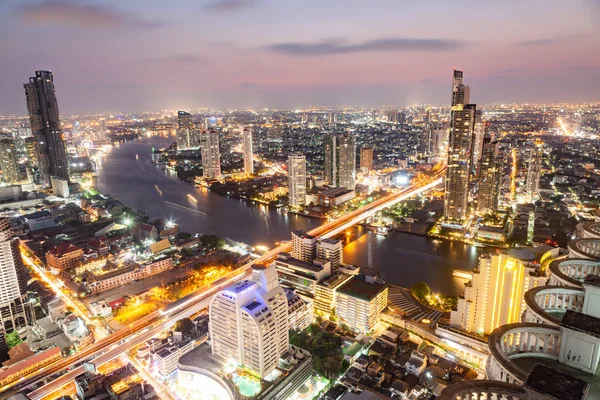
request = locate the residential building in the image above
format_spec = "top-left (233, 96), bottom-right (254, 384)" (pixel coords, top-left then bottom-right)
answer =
top-left (177, 111), bottom-right (199, 150)
top-left (209, 264), bottom-right (288, 378)
top-left (50, 176), bottom-right (69, 198)
top-left (324, 133), bottom-right (357, 189)
top-left (0, 139), bottom-right (19, 183)
top-left (24, 70), bottom-right (69, 186)
top-left (288, 154), bottom-right (306, 207)
top-left (360, 146), bottom-right (374, 173)
top-left (242, 127), bottom-right (254, 175)
top-left (336, 275), bottom-right (388, 333)
top-left (200, 130), bottom-right (221, 179)
top-left (314, 273), bottom-right (353, 316)
top-left (46, 242), bottom-right (84, 271)
top-left (285, 288), bottom-right (312, 331)
top-left (0, 218), bottom-right (29, 330)
top-left (152, 340), bottom-right (195, 378)
top-left (476, 134), bottom-right (502, 213)
top-left (444, 69), bottom-right (476, 221)
top-left (274, 253), bottom-right (331, 298)
top-left (525, 142), bottom-right (543, 203)
top-left (317, 238), bottom-right (343, 269)
top-left (471, 110), bottom-right (485, 174)
top-left (450, 247), bottom-right (556, 335)
top-left (291, 230), bottom-right (316, 262)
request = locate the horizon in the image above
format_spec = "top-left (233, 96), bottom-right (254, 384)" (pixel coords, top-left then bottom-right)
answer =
top-left (1, 0), bottom-right (599, 114)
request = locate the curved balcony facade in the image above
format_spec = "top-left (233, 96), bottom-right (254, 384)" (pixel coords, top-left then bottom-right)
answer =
top-left (523, 286), bottom-right (584, 325)
top-left (576, 221), bottom-right (600, 239)
top-left (548, 258), bottom-right (600, 287)
top-left (568, 238), bottom-right (600, 260)
top-left (437, 380), bottom-right (529, 400)
top-left (486, 323), bottom-right (561, 384)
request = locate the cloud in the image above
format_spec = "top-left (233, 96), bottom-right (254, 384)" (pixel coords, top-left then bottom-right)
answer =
top-left (564, 65), bottom-right (600, 72)
top-left (266, 37), bottom-right (468, 56)
top-left (16, 0), bottom-right (162, 29)
top-left (513, 35), bottom-right (577, 47)
top-left (134, 54), bottom-right (206, 65)
top-left (205, 0), bottom-right (259, 12)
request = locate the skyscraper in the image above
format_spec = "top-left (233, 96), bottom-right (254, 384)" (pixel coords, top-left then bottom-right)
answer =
top-left (24, 70), bottom-right (69, 186)
top-left (0, 218), bottom-right (29, 330)
top-left (242, 127), bottom-right (254, 175)
top-left (209, 264), bottom-right (288, 378)
top-left (200, 130), bottom-right (221, 179)
top-left (0, 139), bottom-right (19, 183)
top-left (324, 133), bottom-right (356, 189)
top-left (477, 134), bottom-right (502, 213)
top-left (177, 111), bottom-right (199, 150)
top-left (360, 146), bottom-right (374, 173)
top-left (471, 110), bottom-right (485, 176)
top-left (525, 142), bottom-right (543, 203)
top-left (288, 154), bottom-right (306, 207)
top-left (444, 70), bottom-right (476, 221)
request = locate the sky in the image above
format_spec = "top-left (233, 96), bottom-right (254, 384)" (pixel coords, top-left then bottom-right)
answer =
top-left (1, 0), bottom-right (599, 114)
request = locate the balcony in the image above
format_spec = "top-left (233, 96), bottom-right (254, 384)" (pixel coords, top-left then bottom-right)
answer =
top-left (548, 258), bottom-right (600, 288)
top-left (576, 221), bottom-right (600, 239)
top-left (523, 286), bottom-right (584, 326)
top-left (486, 323), bottom-right (561, 384)
top-left (568, 238), bottom-right (600, 260)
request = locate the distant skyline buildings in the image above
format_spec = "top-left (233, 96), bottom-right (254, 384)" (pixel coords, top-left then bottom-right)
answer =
top-left (0, 139), bottom-right (19, 184)
top-left (242, 127), bottom-right (254, 175)
top-left (24, 70), bottom-right (69, 186)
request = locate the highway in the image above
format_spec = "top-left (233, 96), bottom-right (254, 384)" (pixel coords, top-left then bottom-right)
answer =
top-left (9, 168), bottom-right (445, 399)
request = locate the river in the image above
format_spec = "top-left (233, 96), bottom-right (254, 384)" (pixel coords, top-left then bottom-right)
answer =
top-left (96, 136), bottom-right (486, 296)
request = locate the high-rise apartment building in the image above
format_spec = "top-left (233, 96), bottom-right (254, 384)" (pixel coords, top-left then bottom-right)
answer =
top-left (450, 247), bottom-right (551, 335)
top-left (472, 110), bottom-right (485, 176)
top-left (288, 154), bottom-right (306, 207)
top-left (477, 134), bottom-right (502, 213)
top-left (291, 230), bottom-right (317, 263)
top-left (200, 130), bottom-right (221, 179)
top-left (177, 111), bottom-right (199, 150)
top-left (525, 143), bottom-right (543, 203)
top-left (0, 218), bottom-right (29, 330)
top-left (359, 147), bottom-right (374, 173)
top-left (444, 70), bottom-right (476, 221)
top-left (316, 238), bottom-right (343, 269)
top-left (242, 127), bottom-right (254, 175)
top-left (24, 70), bottom-right (69, 186)
top-left (336, 275), bottom-right (388, 333)
top-left (0, 139), bottom-right (19, 183)
top-left (324, 133), bottom-right (356, 189)
top-left (209, 264), bottom-right (288, 378)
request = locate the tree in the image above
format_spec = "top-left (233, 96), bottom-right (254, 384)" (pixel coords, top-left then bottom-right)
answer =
top-left (411, 282), bottom-right (431, 302)
top-left (6, 331), bottom-right (22, 348)
top-left (174, 318), bottom-right (195, 335)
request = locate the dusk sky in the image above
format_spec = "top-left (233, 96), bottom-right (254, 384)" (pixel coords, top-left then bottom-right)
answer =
top-left (1, 0), bottom-right (599, 114)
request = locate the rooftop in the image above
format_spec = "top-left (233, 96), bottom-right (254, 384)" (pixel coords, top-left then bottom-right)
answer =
top-left (47, 242), bottom-right (82, 257)
top-left (292, 230), bottom-right (315, 240)
top-left (338, 275), bottom-right (387, 301)
top-left (24, 210), bottom-right (52, 219)
top-left (560, 310), bottom-right (600, 338)
top-left (525, 363), bottom-right (589, 400)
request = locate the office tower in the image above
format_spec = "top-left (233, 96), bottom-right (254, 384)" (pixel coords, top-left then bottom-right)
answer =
top-left (477, 134), bottom-right (502, 213)
top-left (525, 143), bottom-right (543, 203)
top-left (324, 133), bottom-right (356, 189)
top-left (0, 218), bottom-right (29, 330)
top-left (242, 127), bottom-right (254, 175)
top-left (0, 139), bottom-right (19, 183)
top-left (471, 110), bottom-right (485, 176)
top-left (444, 70), bottom-right (476, 221)
top-left (291, 230), bottom-right (317, 262)
top-left (209, 264), bottom-right (288, 378)
top-left (24, 70), bottom-right (69, 186)
top-left (360, 146), bottom-right (374, 174)
top-left (317, 238), bottom-right (343, 269)
top-left (200, 130), bottom-right (221, 179)
top-left (177, 111), bottom-right (199, 150)
top-left (288, 154), bottom-right (306, 207)
top-left (450, 248), bottom-right (547, 335)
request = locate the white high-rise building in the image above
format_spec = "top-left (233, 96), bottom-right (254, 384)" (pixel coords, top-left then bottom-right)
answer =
top-left (242, 127), bottom-right (254, 175)
top-left (291, 230), bottom-right (317, 263)
top-left (288, 154), bottom-right (306, 207)
top-left (201, 130), bottom-right (221, 179)
top-left (51, 176), bottom-right (69, 198)
top-left (0, 218), bottom-right (29, 330)
top-left (209, 264), bottom-right (288, 378)
top-left (317, 238), bottom-right (343, 269)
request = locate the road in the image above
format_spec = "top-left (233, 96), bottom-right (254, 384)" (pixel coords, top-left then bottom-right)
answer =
top-left (11, 168), bottom-right (444, 399)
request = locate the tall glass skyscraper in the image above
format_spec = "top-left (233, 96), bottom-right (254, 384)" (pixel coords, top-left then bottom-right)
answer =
top-left (24, 70), bottom-right (69, 186)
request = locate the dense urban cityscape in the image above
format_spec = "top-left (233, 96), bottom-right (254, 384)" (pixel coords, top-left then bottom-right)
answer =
top-left (1, 1), bottom-right (600, 400)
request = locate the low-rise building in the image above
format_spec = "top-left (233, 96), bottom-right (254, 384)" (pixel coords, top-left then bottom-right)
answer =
top-left (23, 210), bottom-right (56, 231)
top-left (274, 253), bottom-right (331, 298)
top-left (318, 187), bottom-right (356, 207)
top-left (0, 346), bottom-right (61, 387)
top-left (46, 242), bottom-right (84, 271)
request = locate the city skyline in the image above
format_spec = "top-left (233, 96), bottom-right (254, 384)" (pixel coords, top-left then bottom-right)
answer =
top-left (0, 0), bottom-right (599, 114)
